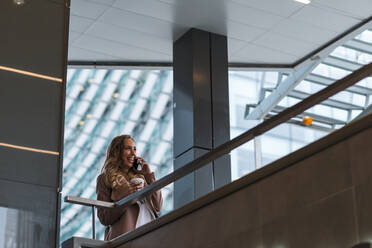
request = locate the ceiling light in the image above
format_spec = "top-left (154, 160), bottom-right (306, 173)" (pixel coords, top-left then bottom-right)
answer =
top-left (0, 142), bottom-right (59, 155)
top-left (0, 65), bottom-right (62, 82)
top-left (294, 0), bottom-right (311, 4)
top-left (13, 0), bottom-right (26, 6)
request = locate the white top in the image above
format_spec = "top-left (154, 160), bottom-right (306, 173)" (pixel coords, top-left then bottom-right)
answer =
top-left (135, 200), bottom-right (156, 228)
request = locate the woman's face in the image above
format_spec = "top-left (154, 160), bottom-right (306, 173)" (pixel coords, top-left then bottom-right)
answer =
top-left (121, 138), bottom-right (136, 168)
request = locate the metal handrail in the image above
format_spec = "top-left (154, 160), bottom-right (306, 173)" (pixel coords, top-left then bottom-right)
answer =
top-left (65, 196), bottom-right (115, 208)
top-left (64, 62), bottom-right (372, 238)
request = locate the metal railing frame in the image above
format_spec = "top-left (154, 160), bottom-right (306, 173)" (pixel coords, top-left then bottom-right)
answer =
top-left (65, 62), bottom-right (372, 240)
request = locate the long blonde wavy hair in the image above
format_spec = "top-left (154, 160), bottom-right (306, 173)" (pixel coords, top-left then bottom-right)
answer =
top-left (101, 135), bottom-right (137, 189)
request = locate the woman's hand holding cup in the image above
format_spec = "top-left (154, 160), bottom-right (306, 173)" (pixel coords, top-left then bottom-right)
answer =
top-left (130, 177), bottom-right (144, 192)
top-left (111, 177), bottom-right (143, 201)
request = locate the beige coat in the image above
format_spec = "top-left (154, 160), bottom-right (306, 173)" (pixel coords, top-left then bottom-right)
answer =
top-left (96, 172), bottom-right (163, 240)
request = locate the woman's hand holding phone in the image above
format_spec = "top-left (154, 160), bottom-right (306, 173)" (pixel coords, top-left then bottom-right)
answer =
top-left (133, 157), bottom-right (151, 174)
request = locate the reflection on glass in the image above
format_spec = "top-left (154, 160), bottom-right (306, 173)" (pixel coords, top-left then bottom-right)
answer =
top-left (0, 206), bottom-right (48, 248)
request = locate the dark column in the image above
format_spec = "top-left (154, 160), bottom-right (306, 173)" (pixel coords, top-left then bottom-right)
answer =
top-left (173, 28), bottom-right (231, 208)
top-left (0, 0), bottom-right (69, 247)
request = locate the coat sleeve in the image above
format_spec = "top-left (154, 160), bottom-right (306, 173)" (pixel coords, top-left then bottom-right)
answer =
top-left (96, 174), bottom-right (128, 226)
top-left (144, 172), bottom-right (163, 212)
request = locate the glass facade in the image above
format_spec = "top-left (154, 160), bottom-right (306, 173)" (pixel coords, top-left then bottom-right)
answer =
top-left (230, 29), bottom-right (372, 179)
top-left (60, 29), bottom-right (372, 243)
top-left (61, 70), bottom-right (174, 240)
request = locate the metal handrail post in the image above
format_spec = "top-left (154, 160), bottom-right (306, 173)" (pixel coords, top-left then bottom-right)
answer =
top-left (91, 206), bottom-right (96, 239)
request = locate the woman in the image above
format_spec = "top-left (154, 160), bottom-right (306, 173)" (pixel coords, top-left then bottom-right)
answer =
top-left (96, 135), bottom-right (163, 240)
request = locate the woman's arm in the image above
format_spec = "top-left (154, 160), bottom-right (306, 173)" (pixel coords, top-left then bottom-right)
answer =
top-left (144, 172), bottom-right (163, 212)
top-left (96, 174), bottom-right (129, 226)
top-left (110, 176), bottom-right (140, 201)
top-left (133, 158), bottom-right (163, 212)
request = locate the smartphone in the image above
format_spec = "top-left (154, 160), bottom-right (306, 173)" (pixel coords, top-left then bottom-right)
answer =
top-left (133, 158), bottom-right (141, 170)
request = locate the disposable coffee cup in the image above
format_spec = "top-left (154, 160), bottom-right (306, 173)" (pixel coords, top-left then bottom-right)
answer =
top-left (130, 177), bottom-right (144, 186)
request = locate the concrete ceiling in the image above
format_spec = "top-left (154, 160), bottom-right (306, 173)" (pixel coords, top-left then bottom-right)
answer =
top-left (68, 0), bottom-right (372, 65)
